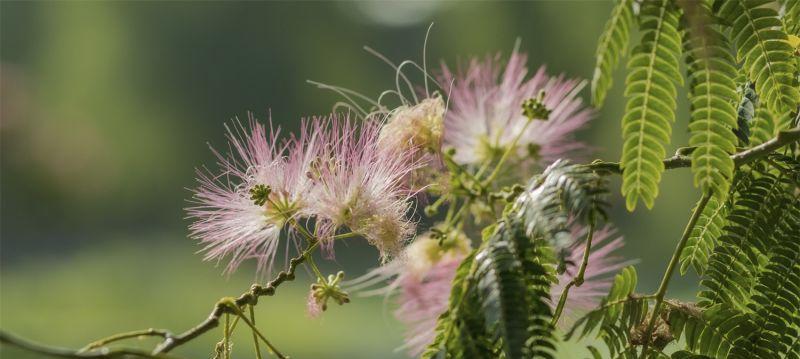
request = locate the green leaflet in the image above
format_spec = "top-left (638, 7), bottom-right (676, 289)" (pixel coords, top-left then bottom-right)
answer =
top-left (591, 0), bottom-right (634, 106)
top-left (684, 1), bottom-right (739, 200)
top-left (749, 107), bottom-right (777, 146)
top-left (679, 196), bottom-right (727, 276)
top-left (718, 0), bottom-right (800, 117)
top-left (620, 0), bottom-right (683, 211)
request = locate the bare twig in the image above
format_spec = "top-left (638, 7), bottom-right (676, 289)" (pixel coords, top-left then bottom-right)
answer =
top-left (152, 242), bottom-right (316, 354)
top-left (586, 127), bottom-right (800, 174)
top-left (0, 331), bottom-right (176, 359)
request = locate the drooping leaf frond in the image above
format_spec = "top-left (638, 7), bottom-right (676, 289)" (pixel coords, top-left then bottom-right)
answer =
top-left (717, 0), bottom-right (800, 116)
top-left (620, 0), bottom-right (683, 211)
top-left (515, 159), bottom-right (609, 256)
top-left (683, 1), bottom-right (739, 200)
top-left (591, 0), bottom-right (635, 106)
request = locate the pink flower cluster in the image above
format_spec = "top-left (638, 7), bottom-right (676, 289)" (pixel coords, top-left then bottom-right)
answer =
top-left (187, 114), bottom-right (420, 277)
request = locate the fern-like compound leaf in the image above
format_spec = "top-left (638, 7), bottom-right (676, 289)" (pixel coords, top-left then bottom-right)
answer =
top-left (718, 0), bottom-right (800, 117)
top-left (730, 201), bottom-right (800, 358)
top-left (620, 0), bottom-right (683, 211)
top-left (591, 0), bottom-right (635, 106)
top-left (679, 196), bottom-right (727, 276)
top-left (567, 266), bottom-right (649, 358)
top-left (699, 170), bottom-right (794, 309)
top-left (668, 304), bottom-right (753, 358)
top-left (684, 2), bottom-right (739, 200)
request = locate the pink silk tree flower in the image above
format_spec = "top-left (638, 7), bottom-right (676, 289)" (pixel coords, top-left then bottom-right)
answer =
top-left (439, 49), bottom-right (594, 172)
top-left (353, 227), bottom-right (625, 357)
top-left (347, 230), bottom-right (472, 357)
top-left (187, 115), bottom-right (316, 278)
top-left (309, 114), bottom-right (421, 261)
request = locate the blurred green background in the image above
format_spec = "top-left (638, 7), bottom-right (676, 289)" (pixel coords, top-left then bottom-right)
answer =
top-left (1, 1), bottom-right (700, 358)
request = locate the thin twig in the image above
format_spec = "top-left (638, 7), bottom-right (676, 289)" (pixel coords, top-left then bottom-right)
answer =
top-left (151, 242), bottom-right (317, 355)
top-left (551, 219), bottom-right (596, 326)
top-left (249, 305), bottom-right (263, 359)
top-left (639, 191), bottom-right (712, 358)
top-left (586, 127), bottom-right (800, 174)
top-left (80, 329), bottom-right (172, 353)
top-left (0, 331), bottom-right (176, 359)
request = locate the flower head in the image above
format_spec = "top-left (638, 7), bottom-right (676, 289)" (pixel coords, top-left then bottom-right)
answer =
top-left (307, 271), bottom-right (350, 318)
top-left (440, 48), bottom-right (593, 171)
top-left (378, 95), bottom-right (446, 154)
top-left (187, 116), bottom-right (312, 277)
top-left (309, 114), bottom-right (421, 260)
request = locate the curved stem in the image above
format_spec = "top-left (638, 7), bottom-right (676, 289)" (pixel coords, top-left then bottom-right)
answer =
top-left (152, 242), bottom-right (316, 355)
top-left (80, 329), bottom-right (172, 353)
top-left (551, 220), bottom-right (596, 326)
top-left (639, 191), bottom-right (712, 358)
top-left (0, 331), bottom-right (174, 359)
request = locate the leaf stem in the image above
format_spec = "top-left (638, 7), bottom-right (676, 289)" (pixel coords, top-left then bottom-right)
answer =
top-left (551, 220), bottom-right (596, 326)
top-left (639, 191), bottom-right (712, 357)
top-left (249, 305), bottom-right (263, 359)
top-left (225, 303), bottom-right (287, 359)
top-left (481, 119), bottom-right (535, 187)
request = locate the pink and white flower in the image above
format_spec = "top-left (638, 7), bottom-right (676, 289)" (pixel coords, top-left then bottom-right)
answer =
top-left (439, 49), bottom-right (593, 170)
top-left (188, 115), bottom-right (308, 277)
top-left (354, 226), bottom-right (625, 356)
top-left (309, 114), bottom-right (421, 260)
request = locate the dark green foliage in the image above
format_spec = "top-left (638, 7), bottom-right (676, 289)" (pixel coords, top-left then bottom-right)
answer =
top-left (426, 161), bottom-right (612, 358)
top-left (699, 169), bottom-right (795, 308)
top-left (423, 225), bottom-right (557, 359)
top-left (620, 0), bottom-right (683, 211)
top-left (729, 201), bottom-right (800, 358)
top-left (667, 304), bottom-right (753, 358)
top-left (567, 267), bottom-right (651, 358)
top-left (514, 160), bottom-right (608, 261)
top-left (783, 0), bottom-right (800, 35)
top-left (734, 83), bottom-right (757, 146)
top-left (717, 0), bottom-right (799, 117)
top-left (591, 0), bottom-right (634, 106)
